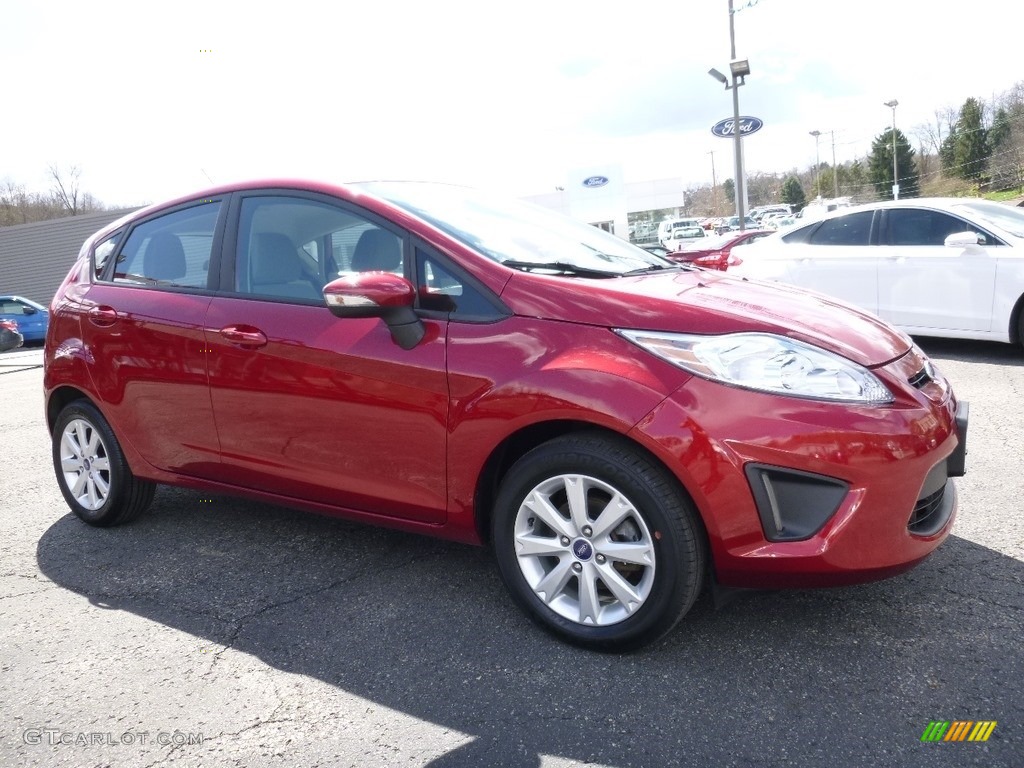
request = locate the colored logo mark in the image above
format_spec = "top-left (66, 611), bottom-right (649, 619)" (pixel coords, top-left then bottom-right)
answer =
top-left (920, 721), bottom-right (997, 742)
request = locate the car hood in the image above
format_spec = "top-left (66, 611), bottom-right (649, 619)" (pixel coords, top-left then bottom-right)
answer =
top-left (500, 268), bottom-right (911, 368)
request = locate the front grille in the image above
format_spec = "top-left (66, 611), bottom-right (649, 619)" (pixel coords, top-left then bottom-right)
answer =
top-left (908, 486), bottom-right (946, 534)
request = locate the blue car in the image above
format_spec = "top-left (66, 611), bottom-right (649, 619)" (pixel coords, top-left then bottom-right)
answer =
top-left (0, 296), bottom-right (49, 344)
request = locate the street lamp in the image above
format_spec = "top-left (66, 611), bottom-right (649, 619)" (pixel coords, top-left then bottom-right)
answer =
top-left (705, 0), bottom-right (750, 231)
top-left (707, 150), bottom-right (718, 215)
top-left (831, 130), bottom-right (839, 198)
top-left (884, 99), bottom-right (899, 199)
top-left (809, 130), bottom-right (822, 199)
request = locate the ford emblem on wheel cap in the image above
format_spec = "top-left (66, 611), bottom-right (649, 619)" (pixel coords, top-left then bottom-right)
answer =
top-left (582, 175), bottom-right (609, 188)
top-left (572, 539), bottom-right (594, 560)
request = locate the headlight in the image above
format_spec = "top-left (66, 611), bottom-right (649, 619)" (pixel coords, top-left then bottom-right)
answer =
top-left (616, 331), bottom-right (893, 404)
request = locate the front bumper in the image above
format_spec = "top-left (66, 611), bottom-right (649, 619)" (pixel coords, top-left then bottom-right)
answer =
top-left (631, 359), bottom-right (965, 589)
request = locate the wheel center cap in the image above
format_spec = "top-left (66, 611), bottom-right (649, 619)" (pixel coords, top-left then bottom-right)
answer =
top-left (571, 539), bottom-right (593, 561)
top-left (82, 458), bottom-right (91, 471)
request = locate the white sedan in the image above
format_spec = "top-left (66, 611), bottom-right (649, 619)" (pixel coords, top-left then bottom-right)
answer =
top-left (729, 198), bottom-right (1024, 346)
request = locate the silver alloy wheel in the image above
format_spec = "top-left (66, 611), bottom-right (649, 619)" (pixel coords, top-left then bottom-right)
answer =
top-left (60, 418), bottom-right (112, 511)
top-left (513, 474), bottom-right (656, 626)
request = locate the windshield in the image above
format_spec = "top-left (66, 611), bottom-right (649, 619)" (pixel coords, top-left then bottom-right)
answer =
top-left (356, 182), bottom-right (672, 275)
top-left (951, 200), bottom-right (1024, 238)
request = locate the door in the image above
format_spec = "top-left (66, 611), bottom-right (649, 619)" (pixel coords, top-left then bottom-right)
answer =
top-left (205, 193), bottom-right (449, 523)
top-left (82, 201), bottom-right (224, 476)
top-left (877, 207), bottom-right (997, 332)
top-left (785, 210), bottom-right (879, 314)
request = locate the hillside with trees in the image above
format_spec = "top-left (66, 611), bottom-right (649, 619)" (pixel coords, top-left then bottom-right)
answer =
top-left (685, 80), bottom-right (1024, 215)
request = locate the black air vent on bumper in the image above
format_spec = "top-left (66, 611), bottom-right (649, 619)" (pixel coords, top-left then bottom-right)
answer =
top-left (908, 461), bottom-right (955, 537)
top-left (745, 465), bottom-right (849, 542)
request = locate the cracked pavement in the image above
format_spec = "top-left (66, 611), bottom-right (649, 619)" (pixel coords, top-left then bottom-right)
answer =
top-left (0, 340), bottom-right (1021, 767)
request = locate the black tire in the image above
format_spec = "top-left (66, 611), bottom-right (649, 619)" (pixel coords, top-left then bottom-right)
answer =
top-left (51, 400), bottom-right (155, 526)
top-left (492, 432), bottom-right (705, 652)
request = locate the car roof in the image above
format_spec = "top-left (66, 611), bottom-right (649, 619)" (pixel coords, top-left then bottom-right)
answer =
top-left (814, 197), bottom-right (1007, 217)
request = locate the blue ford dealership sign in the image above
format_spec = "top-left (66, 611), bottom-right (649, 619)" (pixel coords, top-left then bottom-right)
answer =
top-left (710, 116), bottom-right (764, 138)
top-left (582, 175), bottom-right (609, 188)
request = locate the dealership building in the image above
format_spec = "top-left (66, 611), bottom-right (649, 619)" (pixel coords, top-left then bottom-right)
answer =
top-left (522, 165), bottom-right (689, 240)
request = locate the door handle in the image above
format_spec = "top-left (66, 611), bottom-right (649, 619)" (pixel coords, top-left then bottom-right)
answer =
top-left (218, 325), bottom-right (268, 349)
top-left (87, 305), bottom-right (118, 327)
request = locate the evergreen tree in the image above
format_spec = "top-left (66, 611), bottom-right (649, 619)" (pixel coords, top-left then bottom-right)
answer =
top-left (723, 178), bottom-right (735, 204)
top-left (989, 107), bottom-right (1012, 151)
top-left (780, 176), bottom-right (806, 209)
top-left (951, 97), bottom-right (988, 181)
top-left (939, 131), bottom-right (958, 173)
top-left (847, 160), bottom-right (867, 197)
top-left (868, 128), bottom-right (920, 199)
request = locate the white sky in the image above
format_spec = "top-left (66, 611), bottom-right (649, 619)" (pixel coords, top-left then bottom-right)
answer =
top-left (2, 0), bottom-right (1020, 207)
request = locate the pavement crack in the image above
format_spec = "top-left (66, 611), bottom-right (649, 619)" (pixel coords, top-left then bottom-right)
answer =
top-left (209, 551), bottom-right (443, 666)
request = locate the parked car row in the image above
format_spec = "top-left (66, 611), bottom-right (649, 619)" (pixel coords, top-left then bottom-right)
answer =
top-left (43, 179), bottom-right (966, 651)
top-left (0, 295), bottom-right (49, 345)
top-left (0, 318), bottom-right (23, 352)
top-left (666, 229), bottom-right (773, 270)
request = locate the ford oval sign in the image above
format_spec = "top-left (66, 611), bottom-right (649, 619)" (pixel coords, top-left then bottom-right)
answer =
top-left (582, 175), bottom-right (609, 188)
top-left (710, 116), bottom-right (764, 138)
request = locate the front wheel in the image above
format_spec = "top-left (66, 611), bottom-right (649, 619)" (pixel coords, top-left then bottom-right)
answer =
top-left (492, 433), bottom-right (705, 651)
top-left (52, 400), bottom-right (155, 526)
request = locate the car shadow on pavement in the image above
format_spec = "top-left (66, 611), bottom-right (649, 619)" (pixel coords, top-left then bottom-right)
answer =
top-left (36, 487), bottom-right (1023, 767)
top-left (914, 337), bottom-right (1023, 366)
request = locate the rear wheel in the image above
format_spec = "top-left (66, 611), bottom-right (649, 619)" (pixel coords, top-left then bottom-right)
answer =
top-left (52, 400), bottom-right (155, 526)
top-left (492, 433), bottom-right (705, 651)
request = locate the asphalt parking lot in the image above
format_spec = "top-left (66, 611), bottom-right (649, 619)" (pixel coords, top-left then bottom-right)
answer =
top-left (1, 339), bottom-right (1021, 768)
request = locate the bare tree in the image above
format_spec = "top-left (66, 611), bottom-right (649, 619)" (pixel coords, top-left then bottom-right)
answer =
top-left (1, 179), bottom-right (63, 225)
top-left (49, 163), bottom-right (83, 215)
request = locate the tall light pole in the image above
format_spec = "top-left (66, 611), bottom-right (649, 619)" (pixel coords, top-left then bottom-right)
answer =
top-left (707, 150), bottom-right (718, 215)
top-left (809, 130), bottom-right (822, 199)
top-left (831, 130), bottom-right (839, 198)
top-left (884, 99), bottom-right (899, 199)
top-left (707, 0), bottom-right (750, 230)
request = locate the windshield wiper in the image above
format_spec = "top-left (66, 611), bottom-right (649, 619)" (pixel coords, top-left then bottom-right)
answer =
top-left (622, 263), bottom-right (691, 276)
top-left (501, 260), bottom-right (620, 278)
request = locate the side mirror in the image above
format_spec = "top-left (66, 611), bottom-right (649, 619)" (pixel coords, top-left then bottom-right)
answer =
top-left (322, 272), bottom-right (425, 350)
top-left (944, 231), bottom-right (983, 248)
top-left (22, 306), bottom-right (37, 315)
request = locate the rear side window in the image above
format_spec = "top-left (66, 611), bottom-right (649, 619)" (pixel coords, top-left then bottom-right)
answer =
top-left (93, 233), bottom-right (121, 280)
top-left (807, 211), bottom-right (874, 246)
top-left (781, 223), bottom-right (816, 244)
top-left (113, 203), bottom-right (221, 288)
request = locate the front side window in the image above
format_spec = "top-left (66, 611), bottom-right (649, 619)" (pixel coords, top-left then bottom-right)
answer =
top-left (887, 208), bottom-right (990, 246)
top-left (235, 196), bottom-right (404, 301)
top-left (416, 247), bottom-right (502, 318)
top-left (113, 203), bottom-right (220, 288)
top-left (0, 299), bottom-right (31, 315)
top-left (808, 211), bottom-right (874, 246)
